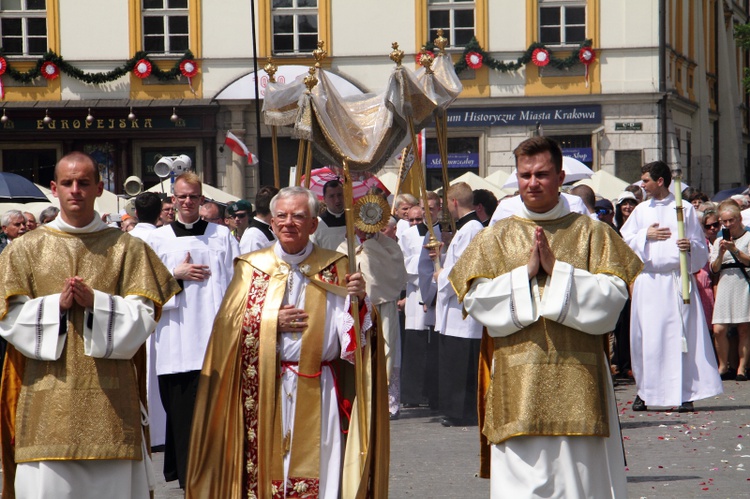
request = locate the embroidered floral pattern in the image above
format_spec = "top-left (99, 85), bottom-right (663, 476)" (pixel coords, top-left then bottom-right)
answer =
top-left (271, 478), bottom-right (320, 498)
top-left (242, 269), bottom-right (270, 498)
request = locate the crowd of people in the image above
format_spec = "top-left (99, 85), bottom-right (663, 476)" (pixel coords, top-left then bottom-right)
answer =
top-left (0, 141), bottom-right (747, 498)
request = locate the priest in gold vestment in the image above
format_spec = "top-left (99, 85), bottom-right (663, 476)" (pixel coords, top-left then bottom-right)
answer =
top-left (0, 152), bottom-right (180, 499)
top-left (186, 186), bottom-right (389, 499)
top-left (450, 137), bottom-right (643, 499)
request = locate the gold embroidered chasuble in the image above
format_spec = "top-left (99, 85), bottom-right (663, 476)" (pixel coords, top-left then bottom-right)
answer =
top-left (186, 245), bottom-right (390, 499)
top-left (0, 226), bottom-right (180, 495)
top-left (450, 213), bottom-right (643, 449)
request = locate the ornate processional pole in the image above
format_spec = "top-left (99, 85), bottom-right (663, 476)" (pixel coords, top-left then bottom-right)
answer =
top-left (431, 29), bottom-right (456, 234)
top-left (301, 67), bottom-right (318, 189)
top-left (391, 42), bottom-right (442, 271)
top-left (264, 59), bottom-right (281, 189)
top-left (672, 166), bottom-right (690, 304)
top-left (341, 158), bottom-right (369, 469)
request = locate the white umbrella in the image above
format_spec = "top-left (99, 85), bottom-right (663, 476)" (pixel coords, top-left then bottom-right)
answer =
top-left (502, 156), bottom-right (595, 189)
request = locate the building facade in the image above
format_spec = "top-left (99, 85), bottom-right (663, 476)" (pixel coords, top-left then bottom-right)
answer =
top-left (0, 0), bottom-right (747, 198)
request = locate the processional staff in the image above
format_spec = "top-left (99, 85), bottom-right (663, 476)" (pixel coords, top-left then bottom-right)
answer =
top-left (672, 166), bottom-right (690, 304)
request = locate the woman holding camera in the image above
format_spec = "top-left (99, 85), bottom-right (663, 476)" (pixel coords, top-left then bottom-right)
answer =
top-left (710, 200), bottom-right (750, 380)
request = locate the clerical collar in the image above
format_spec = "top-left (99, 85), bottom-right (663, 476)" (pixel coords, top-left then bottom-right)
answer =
top-left (275, 241), bottom-right (313, 265)
top-left (171, 218), bottom-right (208, 237)
top-left (320, 209), bottom-right (347, 227)
top-left (49, 212), bottom-right (108, 234)
top-left (456, 211), bottom-right (480, 231)
top-left (519, 199), bottom-right (569, 221)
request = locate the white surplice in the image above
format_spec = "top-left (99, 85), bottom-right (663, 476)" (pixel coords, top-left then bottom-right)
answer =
top-left (620, 194), bottom-right (723, 407)
top-left (239, 217), bottom-right (276, 254)
top-left (435, 214), bottom-right (484, 338)
top-left (462, 200), bottom-right (629, 499)
top-left (0, 215), bottom-right (157, 499)
top-left (399, 225), bottom-right (429, 331)
top-left (274, 242), bottom-right (371, 499)
top-left (129, 222), bottom-right (166, 448)
top-left (147, 220), bottom-right (239, 376)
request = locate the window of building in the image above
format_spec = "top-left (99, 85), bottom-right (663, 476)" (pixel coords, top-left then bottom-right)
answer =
top-left (539, 1), bottom-right (585, 47)
top-left (615, 150), bottom-right (643, 184)
top-left (272, 0), bottom-right (318, 55)
top-left (428, 0), bottom-right (475, 49)
top-left (142, 0), bottom-right (189, 55)
top-left (0, 0), bottom-right (47, 56)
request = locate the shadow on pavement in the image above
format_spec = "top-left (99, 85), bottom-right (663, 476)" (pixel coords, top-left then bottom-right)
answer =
top-left (621, 419), bottom-right (685, 429)
top-left (627, 474), bottom-right (701, 483)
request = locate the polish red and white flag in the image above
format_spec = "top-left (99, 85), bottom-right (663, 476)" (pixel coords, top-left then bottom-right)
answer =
top-left (225, 131), bottom-right (259, 164)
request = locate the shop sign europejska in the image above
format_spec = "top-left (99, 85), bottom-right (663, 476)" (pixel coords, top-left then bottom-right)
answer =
top-left (425, 152), bottom-right (480, 169)
top-left (446, 105), bottom-right (601, 127)
top-left (0, 115), bottom-right (200, 131)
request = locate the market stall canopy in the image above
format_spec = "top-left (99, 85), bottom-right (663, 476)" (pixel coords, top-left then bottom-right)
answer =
top-left (573, 170), bottom-right (630, 201)
top-left (434, 172), bottom-right (509, 200)
top-left (485, 170), bottom-right (512, 192)
top-left (147, 178), bottom-right (240, 205)
top-left (214, 65), bottom-right (365, 101)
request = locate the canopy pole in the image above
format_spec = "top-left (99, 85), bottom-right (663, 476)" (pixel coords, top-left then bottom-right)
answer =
top-left (264, 59), bottom-right (281, 189)
top-left (342, 158), bottom-right (369, 469)
top-left (408, 117), bottom-right (441, 272)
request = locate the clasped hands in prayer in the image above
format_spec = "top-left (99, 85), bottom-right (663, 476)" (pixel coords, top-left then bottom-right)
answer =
top-left (527, 226), bottom-right (556, 279)
top-left (646, 223), bottom-right (690, 251)
top-left (59, 276), bottom-right (94, 311)
top-left (277, 272), bottom-right (366, 332)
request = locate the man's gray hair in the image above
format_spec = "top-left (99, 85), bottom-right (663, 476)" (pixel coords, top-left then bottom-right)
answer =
top-left (1, 209), bottom-right (24, 227)
top-left (394, 193), bottom-right (418, 209)
top-left (270, 186), bottom-right (319, 217)
top-left (39, 206), bottom-right (60, 224)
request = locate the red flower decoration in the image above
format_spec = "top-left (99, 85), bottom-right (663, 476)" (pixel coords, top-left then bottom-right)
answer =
top-left (41, 61), bottom-right (60, 80)
top-left (415, 50), bottom-right (435, 65)
top-left (531, 48), bottom-right (550, 67)
top-left (0, 57), bottom-right (7, 76)
top-left (579, 47), bottom-right (595, 65)
top-left (465, 51), bottom-right (483, 70)
top-left (180, 59), bottom-right (198, 78)
top-left (133, 59), bottom-right (152, 79)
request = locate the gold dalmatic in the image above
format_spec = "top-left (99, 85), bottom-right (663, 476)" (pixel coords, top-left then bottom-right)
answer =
top-left (450, 214), bottom-right (643, 446)
top-left (0, 226), bottom-right (179, 497)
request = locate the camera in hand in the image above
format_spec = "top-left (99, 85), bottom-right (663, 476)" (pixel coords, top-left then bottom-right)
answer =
top-left (722, 227), bottom-right (731, 241)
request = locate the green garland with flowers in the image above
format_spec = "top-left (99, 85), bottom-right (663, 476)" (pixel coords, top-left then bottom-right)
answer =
top-left (0, 50), bottom-right (196, 84)
top-left (423, 37), bottom-right (594, 75)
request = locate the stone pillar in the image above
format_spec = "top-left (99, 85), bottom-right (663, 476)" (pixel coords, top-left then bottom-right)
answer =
top-left (225, 105), bottom-right (247, 198)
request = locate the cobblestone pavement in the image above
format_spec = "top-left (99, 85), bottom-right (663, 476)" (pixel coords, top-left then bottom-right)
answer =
top-left (2, 377), bottom-right (746, 498)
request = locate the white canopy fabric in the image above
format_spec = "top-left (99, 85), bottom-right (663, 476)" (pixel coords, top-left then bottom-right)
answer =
top-left (147, 179), bottom-right (241, 205)
top-left (215, 65), bottom-right (365, 101)
top-left (573, 170), bottom-right (631, 201)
